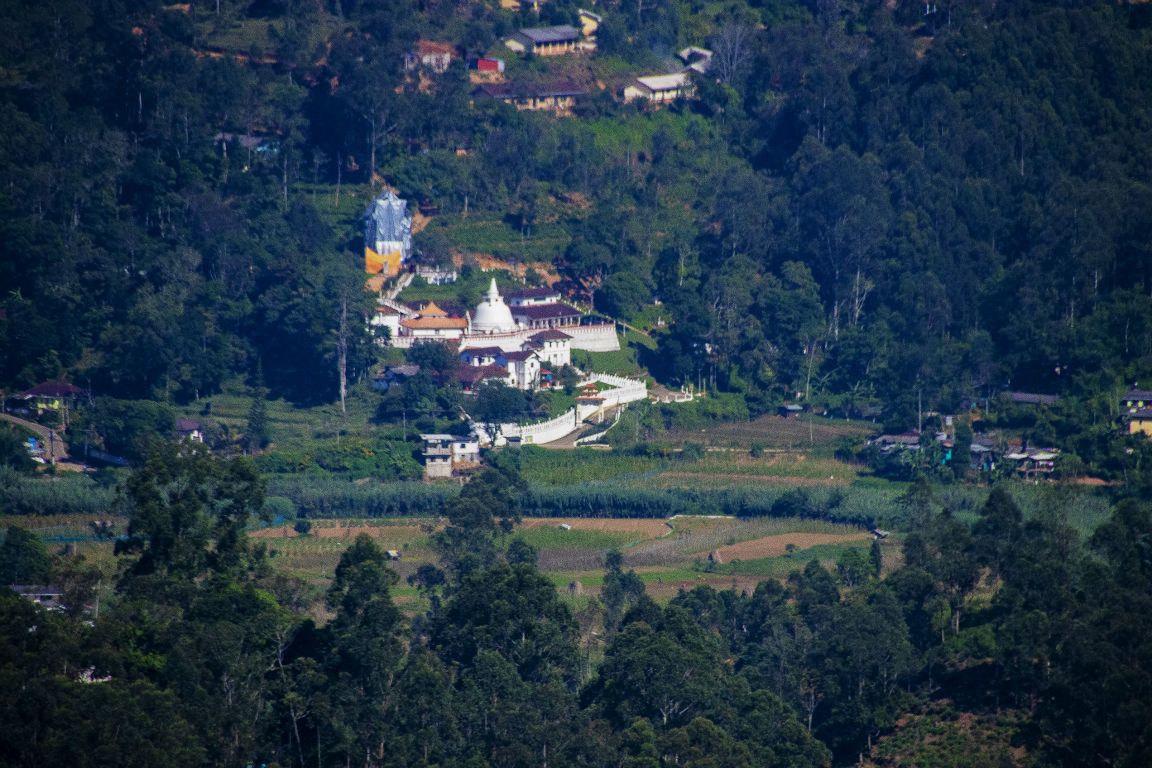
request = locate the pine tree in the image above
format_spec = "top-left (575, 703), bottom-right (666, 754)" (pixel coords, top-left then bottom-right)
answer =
top-left (244, 362), bottom-right (269, 454)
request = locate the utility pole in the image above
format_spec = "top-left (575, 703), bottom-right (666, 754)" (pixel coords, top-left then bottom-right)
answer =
top-left (918, 388), bottom-right (923, 433)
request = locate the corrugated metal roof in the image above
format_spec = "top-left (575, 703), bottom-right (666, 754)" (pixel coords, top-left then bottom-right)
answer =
top-left (479, 80), bottom-right (588, 100)
top-left (635, 73), bottom-right (692, 92)
top-left (518, 25), bottom-right (580, 44)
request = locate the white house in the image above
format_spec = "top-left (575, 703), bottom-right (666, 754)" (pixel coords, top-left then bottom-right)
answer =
top-left (526, 329), bottom-right (572, 367)
top-left (404, 40), bottom-right (458, 74)
top-left (623, 72), bottom-right (695, 104)
top-left (420, 433), bottom-right (482, 479)
top-left (461, 346), bottom-right (505, 368)
top-left (507, 286), bottom-right (562, 307)
top-left (175, 418), bottom-right (204, 444)
top-left (460, 345), bottom-right (542, 390)
top-left (503, 349), bottom-right (541, 390)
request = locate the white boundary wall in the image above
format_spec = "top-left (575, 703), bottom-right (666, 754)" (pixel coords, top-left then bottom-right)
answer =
top-left (500, 409), bottom-right (580, 445)
top-left (589, 373), bottom-right (647, 407)
top-left (500, 373), bottom-right (647, 445)
top-left (393, 323), bottom-right (619, 352)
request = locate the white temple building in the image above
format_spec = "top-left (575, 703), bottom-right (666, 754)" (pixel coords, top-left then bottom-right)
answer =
top-left (471, 279), bottom-right (517, 333)
top-left (385, 278), bottom-right (620, 354)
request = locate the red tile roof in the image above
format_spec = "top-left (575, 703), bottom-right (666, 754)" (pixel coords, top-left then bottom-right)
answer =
top-left (18, 381), bottom-right (84, 398)
top-left (402, 316), bottom-right (469, 330)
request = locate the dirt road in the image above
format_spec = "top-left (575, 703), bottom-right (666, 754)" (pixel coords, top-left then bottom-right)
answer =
top-left (0, 413), bottom-right (86, 470)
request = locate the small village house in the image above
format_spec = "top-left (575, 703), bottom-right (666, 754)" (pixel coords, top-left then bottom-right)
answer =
top-left (414, 264), bottom-right (458, 285)
top-left (371, 364), bottom-right (421, 392)
top-left (476, 80), bottom-right (588, 115)
top-left (420, 433), bottom-right (481, 479)
top-left (10, 585), bottom-right (65, 611)
top-left (623, 72), bottom-right (695, 105)
top-left (404, 40), bottom-right (458, 74)
top-left (507, 286), bottom-right (563, 307)
top-left (1122, 388), bottom-right (1152, 436)
top-left (505, 26), bottom-right (583, 56)
top-left (10, 381), bottom-right (85, 422)
top-left (525, 329), bottom-right (572, 367)
top-left (175, 418), bottom-right (204, 443)
top-left (421, 434), bottom-right (455, 478)
top-left (472, 57), bottom-right (506, 75)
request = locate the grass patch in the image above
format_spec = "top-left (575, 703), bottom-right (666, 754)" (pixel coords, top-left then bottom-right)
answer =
top-left (399, 266), bottom-right (519, 308)
top-left (437, 214), bottom-right (571, 262)
top-left (654, 452), bottom-right (862, 482)
top-left (662, 413), bottom-right (875, 454)
top-left (519, 446), bottom-right (666, 485)
top-left (572, 339), bottom-right (647, 377)
top-left (516, 526), bottom-right (640, 551)
top-left (720, 541), bottom-right (872, 578)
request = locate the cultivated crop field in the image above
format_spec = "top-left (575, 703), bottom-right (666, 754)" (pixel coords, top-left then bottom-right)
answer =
top-left (662, 413), bottom-right (876, 452)
top-left (248, 513), bottom-right (870, 600)
top-left (650, 451), bottom-right (863, 488)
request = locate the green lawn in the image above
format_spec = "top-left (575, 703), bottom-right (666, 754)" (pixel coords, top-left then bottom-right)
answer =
top-left (721, 541), bottom-right (873, 578)
top-left (572, 337), bottom-right (649, 377)
top-left (516, 526), bottom-right (641, 552)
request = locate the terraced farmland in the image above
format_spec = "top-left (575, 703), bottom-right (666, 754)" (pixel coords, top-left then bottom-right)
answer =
top-left (3, 508), bottom-right (873, 608)
top-left (662, 413), bottom-right (875, 452)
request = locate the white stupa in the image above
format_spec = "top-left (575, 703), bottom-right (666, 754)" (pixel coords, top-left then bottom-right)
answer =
top-left (471, 278), bottom-right (517, 333)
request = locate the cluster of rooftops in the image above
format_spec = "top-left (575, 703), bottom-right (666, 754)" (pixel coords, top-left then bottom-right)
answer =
top-left (371, 279), bottom-right (601, 343)
top-left (401, 10), bottom-right (713, 114)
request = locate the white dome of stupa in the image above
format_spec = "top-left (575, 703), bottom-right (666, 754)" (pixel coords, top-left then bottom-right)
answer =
top-left (471, 278), bottom-right (516, 333)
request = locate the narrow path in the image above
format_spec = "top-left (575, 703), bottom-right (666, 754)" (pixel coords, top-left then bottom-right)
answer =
top-left (538, 404), bottom-right (625, 449)
top-left (0, 412), bottom-right (76, 466)
top-left (386, 271), bottom-right (415, 300)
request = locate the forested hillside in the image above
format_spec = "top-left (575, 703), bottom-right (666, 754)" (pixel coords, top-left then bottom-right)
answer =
top-left (3, 3), bottom-right (1152, 764)
top-left (3, 450), bottom-right (1151, 767)
top-left (2, 0), bottom-right (1151, 421)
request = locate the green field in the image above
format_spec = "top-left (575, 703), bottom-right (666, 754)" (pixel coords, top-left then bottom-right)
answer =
top-left (572, 335), bottom-right (653, 377)
top-left (661, 412), bottom-right (876, 453)
top-left (436, 214), bottom-right (572, 263)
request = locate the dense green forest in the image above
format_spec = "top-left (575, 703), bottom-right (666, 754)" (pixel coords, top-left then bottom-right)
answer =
top-left (3, 448), bottom-right (1152, 767)
top-left (4, 0), bottom-right (1152, 765)
top-left (2, 0), bottom-right (1151, 421)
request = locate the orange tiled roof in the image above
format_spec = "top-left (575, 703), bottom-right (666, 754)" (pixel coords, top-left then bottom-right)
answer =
top-left (402, 316), bottom-right (469, 330)
top-left (417, 40), bottom-right (457, 56)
